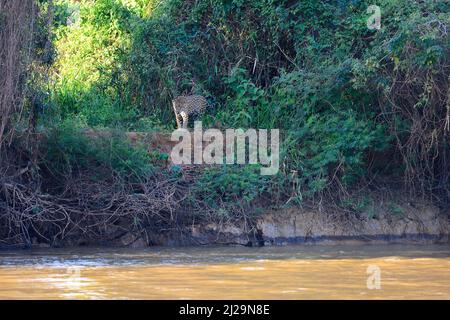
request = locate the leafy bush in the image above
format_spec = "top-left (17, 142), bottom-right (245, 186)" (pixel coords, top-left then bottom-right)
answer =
top-left (48, 0), bottom-right (449, 209)
top-left (191, 165), bottom-right (271, 214)
top-left (41, 120), bottom-right (154, 182)
top-left (51, 0), bottom-right (145, 127)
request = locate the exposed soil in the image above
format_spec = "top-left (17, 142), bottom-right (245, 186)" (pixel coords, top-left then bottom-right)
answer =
top-left (3, 130), bottom-right (449, 249)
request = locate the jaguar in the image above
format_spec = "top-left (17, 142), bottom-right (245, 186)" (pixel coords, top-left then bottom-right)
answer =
top-left (172, 95), bottom-right (208, 129)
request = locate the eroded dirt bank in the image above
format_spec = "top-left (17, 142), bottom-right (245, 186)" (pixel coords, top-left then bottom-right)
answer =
top-left (184, 204), bottom-right (449, 247)
top-left (2, 130), bottom-right (449, 249)
top-left (51, 202), bottom-right (447, 248)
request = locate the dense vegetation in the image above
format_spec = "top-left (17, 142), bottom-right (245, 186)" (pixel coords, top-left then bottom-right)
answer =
top-left (0, 0), bottom-right (448, 246)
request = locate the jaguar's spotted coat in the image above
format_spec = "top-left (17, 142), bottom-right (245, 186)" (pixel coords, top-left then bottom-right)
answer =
top-left (172, 95), bottom-right (208, 129)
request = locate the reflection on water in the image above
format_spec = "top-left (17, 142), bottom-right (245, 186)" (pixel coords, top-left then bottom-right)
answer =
top-left (0, 245), bottom-right (449, 299)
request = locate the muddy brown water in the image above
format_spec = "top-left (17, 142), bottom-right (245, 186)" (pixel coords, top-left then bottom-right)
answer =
top-left (0, 244), bottom-right (449, 299)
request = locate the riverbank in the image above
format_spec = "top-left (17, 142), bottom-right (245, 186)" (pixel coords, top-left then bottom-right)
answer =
top-left (1, 0), bottom-right (448, 255)
top-left (1, 130), bottom-right (448, 249)
top-left (15, 198), bottom-right (446, 249)
top-left (130, 203), bottom-right (450, 248)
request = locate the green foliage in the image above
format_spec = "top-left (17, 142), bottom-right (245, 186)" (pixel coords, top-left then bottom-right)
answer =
top-left (216, 68), bottom-right (274, 128)
top-left (191, 165), bottom-right (270, 209)
top-left (342, 195), bottom-right (376, 217)
top-left (388, 202), bottom-right (405, 217)
top-left (48, 0), bottom-right (449, 211)
top-left (41, 120), bottom-right (154, 181)
top-left (51, 0), bottom-right (146, 127)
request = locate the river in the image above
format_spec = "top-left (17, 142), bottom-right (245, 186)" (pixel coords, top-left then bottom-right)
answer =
top-left (0, 244), bottom-right (449, 299)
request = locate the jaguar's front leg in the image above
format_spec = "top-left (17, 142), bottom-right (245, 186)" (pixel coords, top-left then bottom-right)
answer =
top-left (172, 101), bottom-right (182, 129)
top-left (175, 113), bottom-right (182, 129)
top-left (180, 111), bottom-right (189, 129)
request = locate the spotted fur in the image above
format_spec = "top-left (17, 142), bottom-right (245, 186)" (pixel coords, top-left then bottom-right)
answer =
top-left (172, 95), bottom-right (208, 129)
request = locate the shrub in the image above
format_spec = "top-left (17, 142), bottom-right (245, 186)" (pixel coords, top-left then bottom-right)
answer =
top-left (41, 120), bottom-right (154, 182)
top-left (49, 0), bottom-right (449, 207)
top-left (190, 165), bottom-right (271, 217)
